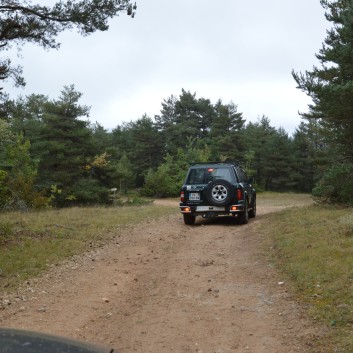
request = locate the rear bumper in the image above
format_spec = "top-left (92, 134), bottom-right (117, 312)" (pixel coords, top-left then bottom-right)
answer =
top-left (180, 204), bottom-right (245, 215)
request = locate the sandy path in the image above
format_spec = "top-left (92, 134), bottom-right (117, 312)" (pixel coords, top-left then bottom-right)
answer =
top-left (0, 200), bottom-right (320, 352)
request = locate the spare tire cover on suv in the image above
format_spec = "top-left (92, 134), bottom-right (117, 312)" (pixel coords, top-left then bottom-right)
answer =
top-left (205, 179), bottom-right (233, 206)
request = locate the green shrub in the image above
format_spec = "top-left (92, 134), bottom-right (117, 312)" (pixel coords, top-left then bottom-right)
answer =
top-left (71, 178), bottom-right (110, 205)
top-left (312, 163), bottom-right (353, 205)
top-left (142, 144), bottom-right (211, 198)
top-left (142, 165), bottom-right (178, 197)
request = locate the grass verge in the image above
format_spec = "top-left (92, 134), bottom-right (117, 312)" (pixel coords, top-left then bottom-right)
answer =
top-left (0, 203), bottom-right (178, 292)
top-left (259, 203), bottom-right (353, 352)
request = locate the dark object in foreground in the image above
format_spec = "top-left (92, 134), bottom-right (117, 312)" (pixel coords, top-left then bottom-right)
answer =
top-left (0, 329), bottom-right (115, 353)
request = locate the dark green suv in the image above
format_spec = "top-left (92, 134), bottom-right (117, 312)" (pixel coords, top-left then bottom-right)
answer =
top-left (179, 162), bottom-right (256, 225)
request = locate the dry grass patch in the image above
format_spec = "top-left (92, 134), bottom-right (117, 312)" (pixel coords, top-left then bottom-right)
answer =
top-left (260, 204), bottom-right (353, 352)
top-left (0, 204), bottom-right (177, 291)
top-left (258, 191), bottom-right (313, 207)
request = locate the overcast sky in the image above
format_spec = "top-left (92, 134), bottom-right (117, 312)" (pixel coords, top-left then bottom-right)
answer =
top-left (4, 0), bottom-right (329, 134)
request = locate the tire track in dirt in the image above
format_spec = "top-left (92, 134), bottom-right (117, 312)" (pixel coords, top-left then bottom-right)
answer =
top-left (0, 205), bottom-right (321, 353)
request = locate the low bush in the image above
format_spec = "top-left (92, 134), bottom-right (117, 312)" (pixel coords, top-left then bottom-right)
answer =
top-left (312, 163), bottom-right (353, 205)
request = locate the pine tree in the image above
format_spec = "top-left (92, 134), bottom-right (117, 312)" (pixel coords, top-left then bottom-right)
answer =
top-left (155, 90), bottom-right (216, 154)
top-left (0, 120), bottom-right (40, 209)
top-left (7, 94), bottom-right (48, 162)
top-left (292, 0), bottom-right (353, 161)
top-left (129, 114), bottom-right (164, 186)
top-left (242, 117), bottom-right (276, 190)
top-left (292, 119), bottom-right (331, 192)
top-left (210, 100), bottom-right (245, 160)
top-left (36, 85), bottom-right (93, 205)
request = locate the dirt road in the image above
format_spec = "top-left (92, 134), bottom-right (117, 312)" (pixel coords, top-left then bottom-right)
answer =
top-left (0, 199), bottom-right (320, 353)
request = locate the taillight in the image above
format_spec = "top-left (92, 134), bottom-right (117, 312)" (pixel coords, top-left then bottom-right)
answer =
top-left (180, 191), bottom-right (185, 202)
top-left (236, 189), bottom-right (242, 200)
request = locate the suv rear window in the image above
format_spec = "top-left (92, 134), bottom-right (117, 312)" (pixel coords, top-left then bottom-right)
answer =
top-left (186, 167), bottom-right (232, 185)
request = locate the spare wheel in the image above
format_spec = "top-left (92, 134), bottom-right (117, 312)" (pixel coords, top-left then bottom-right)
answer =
top-left (205, 179), bottom-right (233, 206)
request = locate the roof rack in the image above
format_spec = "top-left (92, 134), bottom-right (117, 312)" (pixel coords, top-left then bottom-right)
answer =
top-left (190, 161), bottom-right (239, 166)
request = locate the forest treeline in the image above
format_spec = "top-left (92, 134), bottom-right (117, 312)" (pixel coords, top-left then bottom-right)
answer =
top-left (1, 1), bottom-right (353, 209)
top-left (0, 85), bottom-right (332, 209)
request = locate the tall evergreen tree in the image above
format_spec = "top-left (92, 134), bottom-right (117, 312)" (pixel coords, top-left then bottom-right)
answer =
top-left (115, 152), bottom-right (134, 193)
top-left (111, 122), bottom-right (134, 158)
top-left (155, 90), bottom-right (216, 154)
top-left (265, 128), bottom-right (297, 191)
top-left (210, 100), bottom-right (245, 160)
top-left (212, 100), bottom-right (245, 135)
top-left (7, 94), bottom-right (48, 162)
top-left (292, 119), bottom-right (330, 192)
top-left (173, 90), bottom-right (215, 141)
top-left (293, 122), bottom-right (318, 192)
top-left (242, 116), bottom-right (297, 191)
top-left (154, 94), bottom-right (177, 154)
top-left (292, 0), bottom-right (353, 161)
top-left (36, 85), bottom-right (94, 205)
top-left (90, 122), bottom-right (114, 155)
top-left (242, 117), bottom-right (274, 188)
top-left (129, 114), bottom-right (164, 185)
